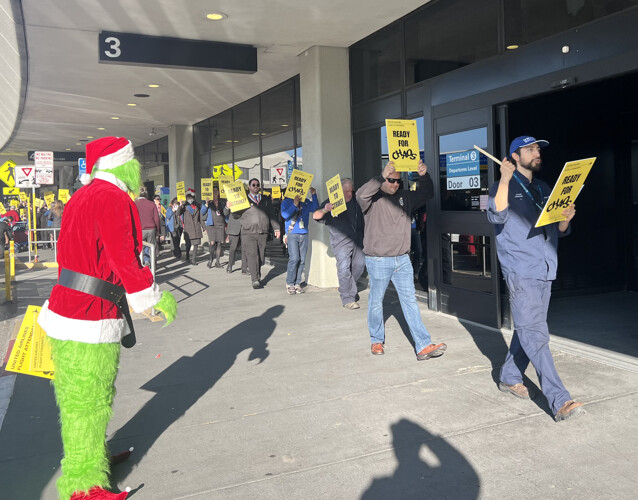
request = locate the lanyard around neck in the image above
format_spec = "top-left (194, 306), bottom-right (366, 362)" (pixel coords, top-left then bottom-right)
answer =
top-left (512, 171), bottom-right (544, 212)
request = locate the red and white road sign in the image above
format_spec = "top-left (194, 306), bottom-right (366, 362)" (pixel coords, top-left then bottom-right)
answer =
top-left (15, 165), bottom-right (37, 187)
top-left (34, 151), bottom-right (54, 185)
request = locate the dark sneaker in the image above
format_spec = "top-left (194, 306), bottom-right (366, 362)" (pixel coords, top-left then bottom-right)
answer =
top-left (343, 302), bottom-right (360, 310)
top-left (499, 382), bottom-right (532, 399)
top-left (555, 400), bottom-right (585, 422)
top-left (371, 343), bottom-right (384, 355)
top-left (286, 285), bottom-right (296, 295)
top-left (416, 343), bottom-right (447, 361)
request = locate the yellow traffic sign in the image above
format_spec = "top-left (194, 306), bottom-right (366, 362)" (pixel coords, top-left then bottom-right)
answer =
top-left (212, 164), bottom-right (243, 179)
top-left (3, 187), bottom-right (19, 195)
top-left (0, 160), bottom-right (16, 187)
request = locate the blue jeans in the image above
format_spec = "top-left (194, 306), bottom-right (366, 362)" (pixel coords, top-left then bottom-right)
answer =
top-left (500, 273), bottom-right (571, 415)
top-left (365, 254), bottom-right (432, 353)
top-left (333, 239), bottom-right (366, 305)
top-left (286, 232), bottom-right (308, 286)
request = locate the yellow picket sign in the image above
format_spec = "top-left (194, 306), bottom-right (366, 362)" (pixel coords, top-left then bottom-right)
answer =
top-left (326, 174), bottom-right (347, 216)
top-left (201, 178), bottom-right (214, 200)
top-left (175, 181), bottom-right (185, 202)
top-left (271, 186), bottom-right (281, 199)
top-left (218, 176), bottom-right (233, 199)
top-left (223, 181), bottom-right (250, 212)
top-left (34, 198), bottom-right (44, 209)
top-left (44, 192), bottom-right (56, 207)
top-left (5, 305), bottom-right (54, 379)
top-left (160, 205), bottom-right (167, 217)
top-left (0, 202), bottom-right (5, 214)
top-left (385, 119), bottom-right (420, 172)
top-left (535, 157), bottom-right (596, 228)
top-left (284, 169), bottom-right (314, 200)
top-left (58, 189), bottom-right (70, 203)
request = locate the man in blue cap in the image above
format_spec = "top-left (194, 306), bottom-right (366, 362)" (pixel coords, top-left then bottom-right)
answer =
top-left (487, 136), bottom-right (585, 422)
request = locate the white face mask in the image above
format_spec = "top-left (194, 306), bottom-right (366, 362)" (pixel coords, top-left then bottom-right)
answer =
top-left (186, 198), bottom-right (194, 203)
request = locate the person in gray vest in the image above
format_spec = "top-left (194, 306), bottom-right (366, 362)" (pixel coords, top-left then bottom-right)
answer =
top-left (313, 178), bottom-right (365, 309)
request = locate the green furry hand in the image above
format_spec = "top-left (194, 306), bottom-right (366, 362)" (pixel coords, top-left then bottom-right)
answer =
top-left (154, 291), bottom-right (177, 325)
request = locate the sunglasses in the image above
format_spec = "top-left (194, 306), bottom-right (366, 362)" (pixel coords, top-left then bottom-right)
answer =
top-left (250, 183), bottom-right (260, 187)
top-left (385, 177), bottom-right (400, 184)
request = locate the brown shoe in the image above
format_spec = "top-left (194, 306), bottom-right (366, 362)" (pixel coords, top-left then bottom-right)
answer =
top-left (371, 343), bottom-right (384, 355)
top-left (499, 382), bottom-right (531, 399)
top-left (344, 302), bottom-right (360, 310)
top-left (416, 343), bottom-right (447, 361)
top-left (555, 400), bottom-right (585, 422)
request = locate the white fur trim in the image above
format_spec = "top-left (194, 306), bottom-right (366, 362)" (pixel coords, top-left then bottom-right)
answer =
top-left (126, 282), bottom-right (162, 313)
top-left (94, 170), bottom-right (129, 192)
top-left (38, 300), bottom-right (127, 344)
top-left (80, 173), bottom-right (92, 185)
top-left (94, 140), bottom-right (134, 171)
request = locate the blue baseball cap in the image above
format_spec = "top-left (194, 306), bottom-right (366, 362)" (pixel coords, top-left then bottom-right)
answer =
top-left (509, 136), bottom-right (549, 156)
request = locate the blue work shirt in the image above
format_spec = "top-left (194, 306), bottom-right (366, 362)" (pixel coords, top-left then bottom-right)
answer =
top-left (281, 194), bottom-right (319, 235)
top-left (487, 171), bottom-right (569, 281)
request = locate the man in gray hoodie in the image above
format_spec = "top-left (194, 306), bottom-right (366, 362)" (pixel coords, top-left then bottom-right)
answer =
top-left (356, 160), bottom-right (446, 360)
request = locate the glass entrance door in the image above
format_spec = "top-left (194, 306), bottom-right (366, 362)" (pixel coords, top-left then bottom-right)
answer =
top-left (426, 107), bottom-right (501, 328)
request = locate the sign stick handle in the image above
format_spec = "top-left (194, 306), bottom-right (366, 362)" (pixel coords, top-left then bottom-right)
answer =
top-left (473, 145), bottom-right (502, 165)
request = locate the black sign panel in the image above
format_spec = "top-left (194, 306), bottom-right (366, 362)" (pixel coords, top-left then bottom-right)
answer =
top-left (28, 151), bottom-right (84, 162)
top-left (98, 31), bottom-right (257, 74)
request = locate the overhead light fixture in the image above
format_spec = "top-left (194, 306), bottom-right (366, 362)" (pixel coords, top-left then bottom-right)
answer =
top-left (147, 84), bottom-right (160, 88)
top-left (148, 128), bottom-right (157, 136)
top-left (97, 127), bottom-right (106, 130)
top-left (110, 116), bottom-right (119, 120)
top-left (127, 103), bottom-right (137, 107)
top-left (65, 148), bottom-right (71, 151)
top-left (506, 44), bottom-right (519, 50)
top-left (281, 124), bottom-right (289, 127)
top-left (206, 12), bottom-right (227, 20)
top-left (76, 143), bottom-right (81, 146)
top-left (87, 136), bottom-right (94, 139)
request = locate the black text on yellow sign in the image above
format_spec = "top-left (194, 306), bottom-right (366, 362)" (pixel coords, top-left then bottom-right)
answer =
top-left (385, 119), bottom-right (420, 172)
top-left (284, 170), bottom-right (314, 199)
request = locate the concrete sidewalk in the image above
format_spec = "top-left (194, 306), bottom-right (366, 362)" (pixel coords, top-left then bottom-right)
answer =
top-left (1, 251), bottom-right (637, 500)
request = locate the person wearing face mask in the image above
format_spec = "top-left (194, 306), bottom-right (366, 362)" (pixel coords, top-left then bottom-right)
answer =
top-left (234, 178), bottom-right (280, 289)
top-left (165, 197), bottom-right (182, 259)
top-left (356, 160), bottom-right (446, 361)
top-left (179, 189), bottom-right (203, 265)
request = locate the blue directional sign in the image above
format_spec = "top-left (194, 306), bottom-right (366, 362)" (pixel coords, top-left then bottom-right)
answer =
top-left (445, 150), bottom-right (481, 190)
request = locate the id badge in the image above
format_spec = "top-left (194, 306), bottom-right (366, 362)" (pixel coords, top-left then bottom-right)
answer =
top-left (299, 220), bottom-right (304, 229)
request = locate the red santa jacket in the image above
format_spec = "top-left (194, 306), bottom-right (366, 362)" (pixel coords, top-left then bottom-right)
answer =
top-left (38, 173), bottom-right (161, 343)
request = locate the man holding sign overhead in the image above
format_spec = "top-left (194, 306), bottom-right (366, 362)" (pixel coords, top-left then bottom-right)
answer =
top-left (487, 136), bottom-right (584, 422)
top-left (356, 160), bottom-right (447, 361)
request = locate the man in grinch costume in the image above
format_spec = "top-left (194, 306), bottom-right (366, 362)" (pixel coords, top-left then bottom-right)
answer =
top-left (38, 136), bottom-right (178, 500)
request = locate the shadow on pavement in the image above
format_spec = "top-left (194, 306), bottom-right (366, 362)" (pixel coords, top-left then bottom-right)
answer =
top-left (361, 418), bottom-right (480, 499)
top-left (108, 305), bottom-right (284, 487)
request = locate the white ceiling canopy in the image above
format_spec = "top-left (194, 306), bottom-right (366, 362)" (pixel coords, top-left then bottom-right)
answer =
top-left (2, 0), bottom-right (430, 157)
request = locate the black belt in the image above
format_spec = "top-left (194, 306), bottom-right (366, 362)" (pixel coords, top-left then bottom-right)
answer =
top-left (58, 268), bottom-right (136, 348)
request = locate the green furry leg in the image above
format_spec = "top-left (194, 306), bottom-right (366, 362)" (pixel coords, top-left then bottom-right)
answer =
top-left (154, 291), bottom-right (177, 325)
top-left (49, 338), bottom-right (121, 500)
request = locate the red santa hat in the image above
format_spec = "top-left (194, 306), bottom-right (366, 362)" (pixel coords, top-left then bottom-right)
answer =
top-left (81, 136), bottom-right (135, 184)
top-left (186, 189), bottom-right (196, 198)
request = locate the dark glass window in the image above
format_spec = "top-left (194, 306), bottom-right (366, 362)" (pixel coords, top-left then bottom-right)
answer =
top-left (405, 0), bottom-right (499, 86)
top-left (210, 110), bottom-right (233, 168)
top-left (504, 0), bottom-right (638, 48)
top-left (350, 25), bottom-right (403, 105)
top-left (441, 233), bottom-right (492, 292)
top-left (353, 128), bottom-right (383, 188)
top-left (261, 81), bottom-right (295, 155)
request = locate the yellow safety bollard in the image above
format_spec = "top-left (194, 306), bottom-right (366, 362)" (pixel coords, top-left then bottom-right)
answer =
top-left (4, 249), bottom-right (11, 302)
top-left (10, 240), bottom-right (15, 282)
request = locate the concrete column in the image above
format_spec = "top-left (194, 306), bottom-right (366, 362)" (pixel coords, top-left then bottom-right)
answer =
top-left (300, 46), bottom-right (352, 288)
top-left (168, 125), bottom-right (194, 197)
